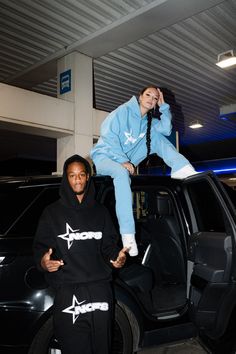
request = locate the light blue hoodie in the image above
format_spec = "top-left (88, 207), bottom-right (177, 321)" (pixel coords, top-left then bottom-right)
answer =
top-left (90, 95), bottom-right (172, 164)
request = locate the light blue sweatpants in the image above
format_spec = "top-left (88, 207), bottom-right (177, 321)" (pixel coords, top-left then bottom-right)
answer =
top-left (93, 131), bottom-right (190, 234)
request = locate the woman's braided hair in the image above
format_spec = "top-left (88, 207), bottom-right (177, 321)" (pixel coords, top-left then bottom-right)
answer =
top-left (139, 85), bottom-right (159, 161)
top-left (146, 110), bottom-right (152, 159)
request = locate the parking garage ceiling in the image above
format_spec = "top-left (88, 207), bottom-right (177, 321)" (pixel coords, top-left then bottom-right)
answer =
top-left (0, 0), bottom-right (236, 162)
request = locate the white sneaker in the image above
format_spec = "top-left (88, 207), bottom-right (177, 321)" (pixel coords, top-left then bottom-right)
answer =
top-left (171, 165), bottom-right (199, 180)
top-left (121, 234), bottom-right (138, 257)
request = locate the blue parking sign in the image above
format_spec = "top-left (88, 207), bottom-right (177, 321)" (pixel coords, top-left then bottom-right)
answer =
top-left (60, 69), bottom-right (71, 94)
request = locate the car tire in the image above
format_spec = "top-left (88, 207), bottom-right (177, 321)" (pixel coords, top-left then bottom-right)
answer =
top-left (28, 316), bottom-right (55, 354)
top-left (112, 304), bottom-right (133, 354)
top-left (28, 304), bottom-right (133, 354)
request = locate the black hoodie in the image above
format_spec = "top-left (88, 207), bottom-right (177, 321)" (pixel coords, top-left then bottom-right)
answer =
top-left (33, 154), bottom-right (120, 288)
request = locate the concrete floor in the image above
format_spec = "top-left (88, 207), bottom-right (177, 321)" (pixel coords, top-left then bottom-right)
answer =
top-left (139, 338), bottom-right (209, 353)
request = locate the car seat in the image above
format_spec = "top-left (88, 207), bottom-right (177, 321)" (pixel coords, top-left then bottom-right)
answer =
top-left (142, 194), bottom-right (186, 284)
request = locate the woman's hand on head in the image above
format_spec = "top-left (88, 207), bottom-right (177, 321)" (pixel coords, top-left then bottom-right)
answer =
top-left (121, 162), bottom-right (135, 175)
top-left (157, 89), bottom-right (165, 106)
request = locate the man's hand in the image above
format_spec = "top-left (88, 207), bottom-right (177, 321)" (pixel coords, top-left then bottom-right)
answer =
top-left (121, 162), bottom-right (135, 175)
top-left (110, 247), bottom-right (129, 268)
top-left (41, 248), bottom-right (64, 272)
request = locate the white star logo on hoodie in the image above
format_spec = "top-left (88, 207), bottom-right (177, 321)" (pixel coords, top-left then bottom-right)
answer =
top-left (124, 130), bottom-right (145, 145)
top-left (57, 223), bottom-right (79, 249)
top-left (57, 223), bottom-right (102, 249)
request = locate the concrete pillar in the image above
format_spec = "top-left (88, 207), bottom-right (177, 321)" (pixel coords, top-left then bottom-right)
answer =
top-left (57, 52), bottom-right (93, 172)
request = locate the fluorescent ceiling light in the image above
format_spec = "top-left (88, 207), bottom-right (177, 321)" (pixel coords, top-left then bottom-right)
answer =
top-left (189, 120), bottom-right (203, 129)
top-left (216, 50), bottom-right (236, 68)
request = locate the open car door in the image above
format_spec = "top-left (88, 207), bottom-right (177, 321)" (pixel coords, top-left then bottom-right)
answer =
top-left (183, 171), bottom-right (236, 339)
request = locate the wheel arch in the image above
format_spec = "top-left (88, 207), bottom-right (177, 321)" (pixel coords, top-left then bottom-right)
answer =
top-left (115, 283), bottom-right (144, 352)
top-left (28, 306), bottom-right (54, 345)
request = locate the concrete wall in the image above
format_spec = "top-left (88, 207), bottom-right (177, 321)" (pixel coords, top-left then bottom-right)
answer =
top-left (0, 82), bottom-right (108, 150)
top-left (0, 83), bottom-right (74, 138)
top-left (92, 109), bottom-right (108, 138)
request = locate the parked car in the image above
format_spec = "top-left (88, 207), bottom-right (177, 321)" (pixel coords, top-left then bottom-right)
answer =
top-left (0, 171), bottom-right (236, 354)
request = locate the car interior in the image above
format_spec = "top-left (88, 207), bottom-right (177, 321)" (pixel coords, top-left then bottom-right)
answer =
top-left (102, 186), bottom-right (188, 319)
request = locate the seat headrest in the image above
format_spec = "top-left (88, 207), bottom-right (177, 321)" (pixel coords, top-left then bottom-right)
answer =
top-left (156, 195), bottom-right (172, 216)
top-left (147, 193), bottom-right (159, 216)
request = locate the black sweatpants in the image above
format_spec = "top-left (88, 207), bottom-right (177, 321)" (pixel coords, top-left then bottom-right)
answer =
top-left (53, 282), bottom-right (114, 354)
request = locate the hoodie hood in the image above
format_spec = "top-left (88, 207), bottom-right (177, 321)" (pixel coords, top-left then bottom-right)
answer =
top-left (125, 95), bottom-right (146, 119)
top-left (59, 154), bottom-right (95, 209)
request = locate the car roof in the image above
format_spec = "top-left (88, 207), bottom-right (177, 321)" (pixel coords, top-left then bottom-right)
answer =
top-left (0, 173), bottom-right (182, 190)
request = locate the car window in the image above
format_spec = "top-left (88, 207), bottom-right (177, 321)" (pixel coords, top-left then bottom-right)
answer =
top-left (101, 187), bottom-right (150, 226)
top-left (221, 182), bottom-right (236, 209)
top-left (100, 186), bottom-right (119, 230)
top-left (0, 186), bottom-right (43, 235)
top-left (101, 185), bottom-right (173, 229)
top-left (5, 186), bottom-right (60, 237)
top-left (186, 180), bottom-right (228, 233)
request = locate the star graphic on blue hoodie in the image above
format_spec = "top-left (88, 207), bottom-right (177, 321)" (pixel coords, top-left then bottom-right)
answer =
top-left (124, 130), bottom-right (146, 145)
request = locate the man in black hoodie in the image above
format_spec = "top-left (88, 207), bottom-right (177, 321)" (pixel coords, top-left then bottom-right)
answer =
top-left (33, 154), bottom-right (128, 354)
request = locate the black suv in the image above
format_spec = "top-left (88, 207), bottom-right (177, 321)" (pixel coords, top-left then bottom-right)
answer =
top-left (0, 171), bottom-right (236, 354)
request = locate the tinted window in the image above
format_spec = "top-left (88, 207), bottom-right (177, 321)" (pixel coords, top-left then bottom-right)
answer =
top-left (101, 187), bottom-right (149, 229)
top-left (101, 186), bottom-right (119, 230)
top-left (186, 180), bottom-right (226, 232)
top-left (0, 186), bottom-right (42, 235)
top-left (5, 186), bottom-right (60, 237)
top-left (221, 182), bottom-right (236, 209)
top-left (101, 186), bottom-right (174, 230)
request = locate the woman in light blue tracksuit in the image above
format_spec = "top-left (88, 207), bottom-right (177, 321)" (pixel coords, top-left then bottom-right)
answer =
top-left (90, 86), bottom-right (197, 256)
